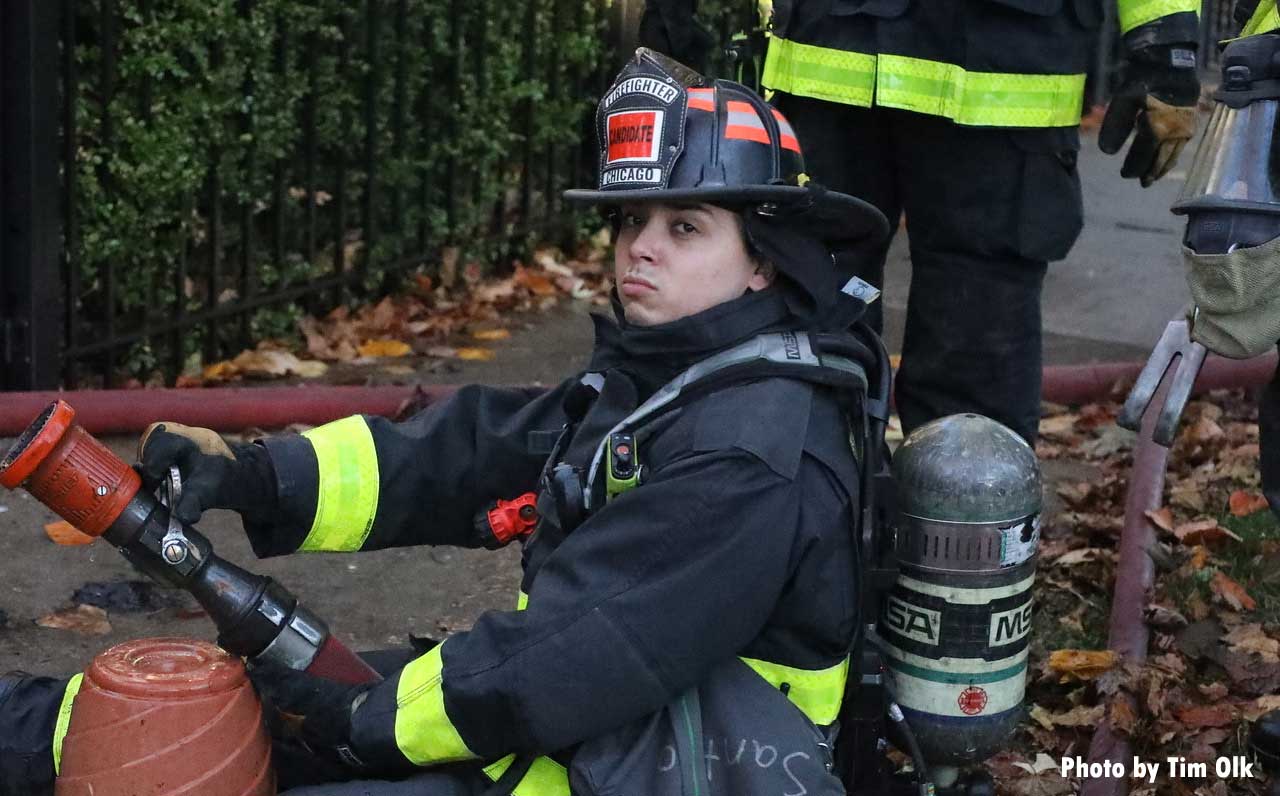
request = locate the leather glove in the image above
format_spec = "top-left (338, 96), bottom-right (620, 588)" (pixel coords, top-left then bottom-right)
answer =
top-left (1099, 40), bottom-right (1200, 187)
top-left (136, 422), bottom-right (278, 526)
top-left (639, 0), bottom-right (714, 72)
top-left (248, 661), bottom-right (374, 773)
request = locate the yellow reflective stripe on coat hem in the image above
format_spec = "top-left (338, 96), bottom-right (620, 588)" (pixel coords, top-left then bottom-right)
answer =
top-left (1117, 0), bottom-right (1199, 34)
top-left (52, 673), bottom-right (84, 776)
top-left (300, 415), bottom-right (379, 552)
top-left (1242, 1), bottom-right (1280, 35)
top-left (740, 655), bottom-right (849, 726)
top-left (394, 644), bottom-right (477, 765)
top-left (763, 37), bottom-right (875, 106)
top-left (764, 40), bottom-right (1083, 127)
top-left (876, 54), bottom-right (1084, 127)
top-left (483, 754), bottom-right (570, 796)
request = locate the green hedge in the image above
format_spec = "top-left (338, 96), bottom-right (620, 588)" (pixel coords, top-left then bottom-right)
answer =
top-left (68, 0), bottom-right (607, 381)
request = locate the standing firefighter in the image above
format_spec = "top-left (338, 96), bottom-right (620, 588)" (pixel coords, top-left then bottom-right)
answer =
top-left (643, 0), bottom-right (1200, 442)
top-left (0, 50), bottom-right (893, 796)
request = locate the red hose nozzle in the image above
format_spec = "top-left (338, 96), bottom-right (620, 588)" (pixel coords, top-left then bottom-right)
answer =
top-left (0, 400), bottom-right (141, 537)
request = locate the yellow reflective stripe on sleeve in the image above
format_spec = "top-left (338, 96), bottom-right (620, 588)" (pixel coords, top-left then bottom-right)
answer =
top-left (516, 590), bottom-right (529, 611)
top-left (877, 54), bottom-right (1084, 127)
top-left (740, 655), bottom-right (849, 726)
top-left (1117, 0), bottom-right (1200, 35)
top-left (394, 644), bottom-right (478, 765)
top-left (300, 415), bottom-right (379, 552)
top-left (1243, 1), bottom-right (1280, 35)
top-left (763, 37), bottom-right (876, 106)
top-left (51, 673), bottom-right (84, 776)
top-left (483, 754), bottom-right (570, 796)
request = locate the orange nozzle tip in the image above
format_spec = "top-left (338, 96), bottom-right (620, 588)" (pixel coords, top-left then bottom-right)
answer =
top-left (0, 401), bottom-right (76, 489)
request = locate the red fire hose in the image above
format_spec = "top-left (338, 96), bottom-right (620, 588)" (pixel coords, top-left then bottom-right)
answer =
top-left (0, 353), bottom-right (1273, 436)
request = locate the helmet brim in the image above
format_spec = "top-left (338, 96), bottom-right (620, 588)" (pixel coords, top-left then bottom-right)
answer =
top-left (563, 185), bottom-right (889, 248)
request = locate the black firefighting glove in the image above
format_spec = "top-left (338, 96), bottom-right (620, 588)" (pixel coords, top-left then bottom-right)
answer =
top-left (639, 0), bottom-right (714, 72)
top-left (1098, 38), bottom-right (1200, 188)
top-left (136, 422), bottom-right (278, 526)
top-left (248, 661), bottom-right (375, 774)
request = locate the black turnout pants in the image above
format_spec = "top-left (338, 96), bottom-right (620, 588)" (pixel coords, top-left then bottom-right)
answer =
top-left (775, 96), bottom-right (1085, 442)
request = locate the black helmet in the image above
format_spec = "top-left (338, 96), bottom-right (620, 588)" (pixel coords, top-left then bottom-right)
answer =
top-left (564, 48), bottom-right (888, 249)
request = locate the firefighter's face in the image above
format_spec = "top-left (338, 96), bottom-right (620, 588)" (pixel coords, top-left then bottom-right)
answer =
top-left (614, 202), bottom-right (773, 326)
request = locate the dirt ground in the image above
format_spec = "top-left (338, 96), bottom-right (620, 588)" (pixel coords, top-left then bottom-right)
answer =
top-left (0, 298), bottom-right (1088, 678)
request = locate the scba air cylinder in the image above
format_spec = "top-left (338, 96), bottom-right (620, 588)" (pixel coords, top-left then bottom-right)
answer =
top-left (879, 413), bottom-right (1041, 767)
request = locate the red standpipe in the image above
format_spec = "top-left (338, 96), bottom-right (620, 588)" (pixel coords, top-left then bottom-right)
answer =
top-left (0, 400), bottom-right (380, 686)
top-left (0, 355), bottom-right (1272, 436)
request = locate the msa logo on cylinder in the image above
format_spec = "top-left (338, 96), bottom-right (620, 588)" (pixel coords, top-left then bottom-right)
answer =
top-left (989, 602), bottom-right (1033, 646)
top-left (884, 596), bottom-right (940, 645)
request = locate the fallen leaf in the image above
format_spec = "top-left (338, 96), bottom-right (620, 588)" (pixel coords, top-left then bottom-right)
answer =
top-left (1038, 414), bottom-right (1078, 439)
top-left (1048, 649), bottom-right (1117, 681)
top-left (1145, 507), bottom-right (1175, 532)
top-left (1189, 546), bottom-right (1211, 570)
top-left (1080, 424), bottom-right (1136, 458)
top-left (456, 347), bottom-right (496, 361)
top-left (35, 604), bottom-right (111, 636)
top-left (358, 339), bottom-right (412, 358)
top-left (1229, 490), bottom-right (1269, 517)
top-left (1108, 696), bottom-right (1138, 735)
top-left (471, 329), bottom-right (510, 341)
top-left (1029, 703), bottom-right (1103, 729)
top-left (44, 521), bottom-right (95, 546)
top-left (1223, 623), bottom-right (1280, 661)
top-left (1051, 547), bottom-right (1107, 567)
top-left (1211, 570), bottom-right (1257, 612)
top-left (1173, 519), bottom-right (1241, 545)
top-left (202, 360), bottom-right (239, 381)
top-left (1243, 694), bottom-right (1280, 721)
top-left (1198, 681), bottom-right (1230, 701)
top-left (1011, 753), bottom-right (1060, 775)
top-left (514, 265), bottom-right (556, 296)
top-left (1175, 703), bottom-right (1235, 728)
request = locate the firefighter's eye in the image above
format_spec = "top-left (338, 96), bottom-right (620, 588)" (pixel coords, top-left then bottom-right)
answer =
top-left (620, 212), bottom-right (645, 228)
top-left (672, 220), bottom-right (699, 235)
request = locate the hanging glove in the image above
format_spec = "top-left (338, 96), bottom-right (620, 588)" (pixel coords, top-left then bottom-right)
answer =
top-left (1098, 38), bottom-right (1200, 188)
top-left (247, 661), bottom-right (377, 773)
top-left (136, 422), bottom-right (278, 526)
top-left (639, 0), bottom-right (715, 72)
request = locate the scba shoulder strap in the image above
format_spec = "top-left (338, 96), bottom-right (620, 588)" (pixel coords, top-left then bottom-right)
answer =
top-left (583, 330), bottom-right (875, 511)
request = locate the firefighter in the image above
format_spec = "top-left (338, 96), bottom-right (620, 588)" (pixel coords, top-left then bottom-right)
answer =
top-left (1174, 0), bottom-right (1280, 518)
top-left (642, 0), bottom-right (1200, 442)
top-left (1, 50), bottom-right (890, 796)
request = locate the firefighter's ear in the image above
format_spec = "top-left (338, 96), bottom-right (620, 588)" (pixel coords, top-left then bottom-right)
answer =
top-left (748, 261), bottom-right (776, 292)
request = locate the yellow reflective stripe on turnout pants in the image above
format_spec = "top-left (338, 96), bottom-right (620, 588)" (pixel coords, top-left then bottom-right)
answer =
top-left (764, 37), bottom-right (1084, 127)
top-left (300, 415), bottom-right (379, 551)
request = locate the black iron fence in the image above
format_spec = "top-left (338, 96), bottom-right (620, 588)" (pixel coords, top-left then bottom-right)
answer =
top-left (2, 0), bottom-right (611, 390)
